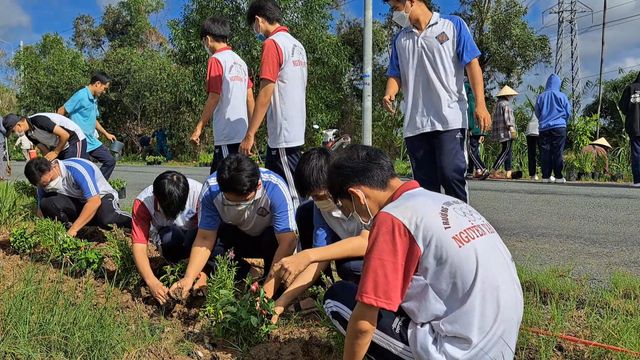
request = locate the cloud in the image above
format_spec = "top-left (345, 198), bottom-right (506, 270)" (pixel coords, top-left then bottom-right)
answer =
top-left (0, 0), bottom-right (32, 44)
top-left (97, 0), bottom-right (122, 9)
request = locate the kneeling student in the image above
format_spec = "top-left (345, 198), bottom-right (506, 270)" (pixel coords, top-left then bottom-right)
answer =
top-left (170, 154), bottom-right (298, 300)
top-left (131, 171), bottom-right (204, 305)
top-left (3, 112), bottom-right (88, 161)
top-left (25, 157), bottom-right (131, 237)
top-left (271, 148), bottom-right (368, 322)
top-left (323, 145), bottom-right (523, 360)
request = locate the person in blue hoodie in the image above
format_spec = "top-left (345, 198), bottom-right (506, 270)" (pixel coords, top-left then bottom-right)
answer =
top-left (535, 74), bottom-right (572, 183)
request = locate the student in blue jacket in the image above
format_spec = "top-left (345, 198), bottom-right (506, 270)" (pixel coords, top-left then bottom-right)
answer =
top-left (535, 74), bottom-right (572, 184)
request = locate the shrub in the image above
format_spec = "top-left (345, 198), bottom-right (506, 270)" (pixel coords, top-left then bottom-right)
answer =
top-left (9, 224), bottom-right (37, 255)
top-left (202, 252), bottom-right (276, 350)
top-left (108, 178), bottom-right (127, 191)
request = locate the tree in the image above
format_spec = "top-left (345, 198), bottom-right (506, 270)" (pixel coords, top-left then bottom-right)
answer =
top-left (457, 0), bottom-right (551, 89)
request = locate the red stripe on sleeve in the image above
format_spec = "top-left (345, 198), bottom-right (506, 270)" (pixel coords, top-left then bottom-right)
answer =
top-left (259, 39), bottom-right (283, 83)
top-left (356, 211), bottom-right (422, 312)
top-left (132, 199), bottom-right (152, 245)
top-left (206, 56), bottom-right (223, 95)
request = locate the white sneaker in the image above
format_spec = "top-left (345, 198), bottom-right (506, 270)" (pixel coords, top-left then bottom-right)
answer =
top-left (632, 183), bottom-right (640, 188)
top-left (542, 178), bottom-right (552, 183)
top-left (530, 175), bottom-right (539, 181)
top-left (550, 176), bottom-right (556, 182)
top-left (554, 178), bottom-right (567, 184)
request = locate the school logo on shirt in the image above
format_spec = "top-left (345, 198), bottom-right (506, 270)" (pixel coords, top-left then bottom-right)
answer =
top-left (631, 91), bottom-right (640, 104)
top-left (229, 62), bottom-right (248, 83)
top-left (291, 44), bottom-right (307, 68)
top-left (436, 32), bottom-right (450, 45)
top-left (256, 207), bottom-right (270, 217)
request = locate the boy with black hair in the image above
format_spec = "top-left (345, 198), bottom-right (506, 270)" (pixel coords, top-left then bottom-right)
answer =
top-left (322, 144), bottom-right (522, 360)
top-left (3, 112), bottom-right (88, 161)
top-left (240, 0), bottom-right (307, 209)
top-left (24, 157), bottom-right (131, 237)
top-left (382, 0), bottom-right (491, 203)
top-left (131, 171), bottom-right (204, 305)
top-left (190, 16), bottom-right (255, 174)
top-left (169, 153), bottom-right (298, 300)
top-left (58, 71), bottom-right (118, 179)
top-left (270, 148), bottom-right (367, 323)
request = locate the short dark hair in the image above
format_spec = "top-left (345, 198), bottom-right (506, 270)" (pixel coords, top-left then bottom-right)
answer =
top-left (294, 147), bottom-right (331, 198)
top-left (24, 158), bottom-right (53, 186)
top-left (327, 145), bottom-right (397, 201)
top-left (246, 0), bottom-right (283, 26)
top-left (153, 171), bottom-right (189, 220)
top-left (217, 154), bottom-right (260, 195)
top-left (200, 16), bottom-right (231, 42)
top-left (90, 71), bottom-right (111, 85)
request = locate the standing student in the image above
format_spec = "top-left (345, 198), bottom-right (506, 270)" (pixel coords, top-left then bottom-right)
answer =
top-left (323, 145), bottom-right (523, 360)
top-left (190, 16), bottom-right (255, 174)
top-left (526, 112), bottom-right (539, 180)
top-left (15, 134), bottom-right (33, 161)
top-left (382, 0), bottom-right (491, 203)
top-left (619, 71), bottom-right (640, 186)
top-left (0, 117), bottom-right (9, 180)
top-left (465, 81), bottom-right (488, 179)
top-left (240, 0), bottom-right (308, 209)
top-left (489, 86), bottom-right (518, 179)
top-left (58, 72), bottom-right (117, 179)
top-left (535, 74), bottom-right (571, 184)
top-left (3, 113), bottom-right (88, 161)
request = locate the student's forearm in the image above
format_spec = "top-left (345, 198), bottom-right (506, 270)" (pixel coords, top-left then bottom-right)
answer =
top-left (197, 93), bottom-right (219, 131)
top-left (96, 121), bottom-right (109, 136)
top-left (263, 234), bottom-right (297, 297)
top-left (132, 243), bottom-right (160, 285)
top-left (69, 197), bottom-right (101, 234)
top-left (343, 302), bottom-right (378, 360)
top-left (466, 59), bottom-right (487, 109)
top-left (245, 82), bottom-right (274, 138)
top-left (274, 261), bottom-right (328, 310)
top-left (247, 89), bottom-right (256, 121)
top-left (183, 230), bottom-right (216, 280)
top-left (308, 233), bottom-right (369, 263)
top-left (53, 129), bottom-right (70, 154)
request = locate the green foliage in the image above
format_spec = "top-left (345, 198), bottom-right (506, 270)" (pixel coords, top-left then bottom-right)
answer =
top-left (394, 158), bottom-right (412, 177)
top-left (145, 155), bottom-right (166, 164)
top-left (159, 261), bottom-right (187, 287)
top-left (0, 181), bottom-right (35, 230)
top-left (0, 84), bottom-right (18, 115)
top-left (12, 180), bottom-right (37, 198)
top-left (108, 178), bottom-right (127, 191)
top-left (103, 227), bottom-right (141, 289)
top-left (202, 252), bottom-right (276, 350)
top-left (567, 115), bottom-right (599, 153)
top-left (9, 224), bottom-right (37, 255)
top-left (198, 151), bottom-right (213, 166)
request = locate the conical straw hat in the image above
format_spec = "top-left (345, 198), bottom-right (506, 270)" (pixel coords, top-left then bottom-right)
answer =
top-left (590, 137), bottom-right (612, 149)
top-left (497, 85), bottom-right (519, 97)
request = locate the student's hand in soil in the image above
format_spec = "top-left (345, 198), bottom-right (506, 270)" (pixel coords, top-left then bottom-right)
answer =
top-left (149, 280), bottom-right (170, 305)
top-left (169, 277), bottom-right (194, 300)
top-left (273, 251), bottom-right (311, 287)
top-left (239, 134), bottom-right (255, 156)
top-left (475, 105), bottom-right (492, 133)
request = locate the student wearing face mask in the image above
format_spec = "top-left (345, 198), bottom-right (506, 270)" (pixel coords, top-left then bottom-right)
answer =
top-left (169, 153), bottom-right (298, 301)
top-left (240, 0), bottom-right (308, 210)
top-left (190, 17), bottom-right (255, 174)
top-left (131, 171), bottom-right (204, 305)
top-left (323, 145), bottom-right (523, 360)
top-left (24, 157), bottom-right (131, 237)
top-left (2, 113), bottom-right (88, 161)
top-left (269, 148), bottom-right (368, 323)
top-left (382, 0), bottom-right (491, 203)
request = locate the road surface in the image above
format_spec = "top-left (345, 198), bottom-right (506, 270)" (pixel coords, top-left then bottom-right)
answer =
top-left (7, 161), bottom-right (640, 278)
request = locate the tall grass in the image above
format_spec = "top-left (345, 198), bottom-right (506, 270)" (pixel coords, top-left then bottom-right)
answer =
top-left (0, 264), bottom-right (159, 359)
top-left (0, 181), bottom-right (35, 230)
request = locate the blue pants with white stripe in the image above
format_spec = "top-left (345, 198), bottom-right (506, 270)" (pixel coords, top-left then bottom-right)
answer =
top-left (324, 281), bottom-right (413, 359)
top-left (266, 146), bottom-right (301, 209)
top-left (405, 129), bottom-right (468, 203)
top-left (210, 143), bottom-right (240, 175)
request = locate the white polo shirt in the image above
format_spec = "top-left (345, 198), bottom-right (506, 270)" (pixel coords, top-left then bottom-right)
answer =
top-left (387, 13), bottom-right (481, 138)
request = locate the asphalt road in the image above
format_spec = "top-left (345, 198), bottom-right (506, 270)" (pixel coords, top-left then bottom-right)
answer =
top-left (7, 161), bottom-right (640, 278)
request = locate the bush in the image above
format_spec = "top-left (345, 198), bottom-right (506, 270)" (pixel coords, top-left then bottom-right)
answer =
top-left (202, 252), bottom-right (276, 350)
top-left (108, 178), bottom-right (127, 191)
top-left (0, 182), bottom-right (34, 230)
top-left (102, 228), bottom-right (141, 289)
top-left (9, 224), bottom-right (37, 255)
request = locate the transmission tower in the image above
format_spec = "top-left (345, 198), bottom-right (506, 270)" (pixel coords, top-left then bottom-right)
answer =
top-left (544, 0), bottom-right (593, 116)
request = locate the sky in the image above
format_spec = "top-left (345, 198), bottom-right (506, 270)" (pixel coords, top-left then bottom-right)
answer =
top-left (1, 0), bottom-right (639, 104)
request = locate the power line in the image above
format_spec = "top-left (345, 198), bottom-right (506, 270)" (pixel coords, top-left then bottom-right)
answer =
top-left (579, 63), bottom-right (640, 80)
top-left (546, 12), bottom-right (640, 41)
top-left (538, 0), bottom-right (635, 31)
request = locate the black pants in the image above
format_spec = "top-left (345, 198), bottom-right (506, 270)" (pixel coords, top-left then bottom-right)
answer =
top-left (467, 135), bottom-right (486, 174)
top-left (539, 128), bottom-right (566, 179)
top-left (266, 146), bottom-right (302, 209)
top-left (58, 139), bottom-right (88, 160)
top-left (491, 140), bottom-right (513, 172)
top-left (210, 143), bottom-right (240, 175)
top-left (213, 224), bottom-right (279, 280)
top-left (631, 136), bottom-right (640, 184)
top-left (526, 135), bottom-right (538, 177)
top-left (405, 129), bottom-right (468, 203)
top-left (324, 281), bottom-right (413, 359)
top-left (88, 144), bottom-right (116, 180)
top-left (296, 201), bottom-right (362, 283)
top-left (40, 193), bottom-right (132, 230)
top-left (158, 226), bottom-right (198, 263)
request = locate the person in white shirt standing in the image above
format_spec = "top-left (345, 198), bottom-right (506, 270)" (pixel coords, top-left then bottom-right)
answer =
top-left (240, 0), bottom-right (308, 209)
top-left (15, 134), bottom-right (33, 161)
top-left (190, 17), bottom-right (255, 174)
top-left (382, 0), bottom-right (491, 203)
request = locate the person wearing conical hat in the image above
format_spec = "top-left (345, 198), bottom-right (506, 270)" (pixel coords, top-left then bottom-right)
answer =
top-left (489, 85), bottom-right (519, 179)
top-left (581, 137), bottom-right (612, 175)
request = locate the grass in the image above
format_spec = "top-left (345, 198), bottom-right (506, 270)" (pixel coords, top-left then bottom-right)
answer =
top-left (0, 264), bottom-right (161, 359)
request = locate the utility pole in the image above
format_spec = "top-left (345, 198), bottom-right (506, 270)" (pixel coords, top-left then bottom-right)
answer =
top-left (596, 0), bottom-right (607, 138)
top-left (362, 0), bottom-right (373, 146)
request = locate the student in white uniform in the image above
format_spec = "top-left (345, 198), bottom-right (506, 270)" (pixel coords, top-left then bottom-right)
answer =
top-left (240, 0), bottom-right (308, 209)
top-left (323, 145), bottom-right (523, 360)
top-left (190, 16), bottom-right (255, 174)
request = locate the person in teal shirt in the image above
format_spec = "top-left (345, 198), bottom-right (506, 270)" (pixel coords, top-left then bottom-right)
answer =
top-left (58, 72), bottom-right (117, 179)
top-left (465, 81), bottom-right (488, 179)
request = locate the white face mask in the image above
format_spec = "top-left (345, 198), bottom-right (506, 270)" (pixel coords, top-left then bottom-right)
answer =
top-left (392, 2), bottom-right (412, 28)
top-left (350, 192), bottom-right (373, 230)
top-left (204, 44), bottom-right (213, 56)
top-left (222, 193), bottom-right (256, 212)
top-left (44, 175), bottom-right (64, 193)
top-left (315, 199), bottom-right (337, 213)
